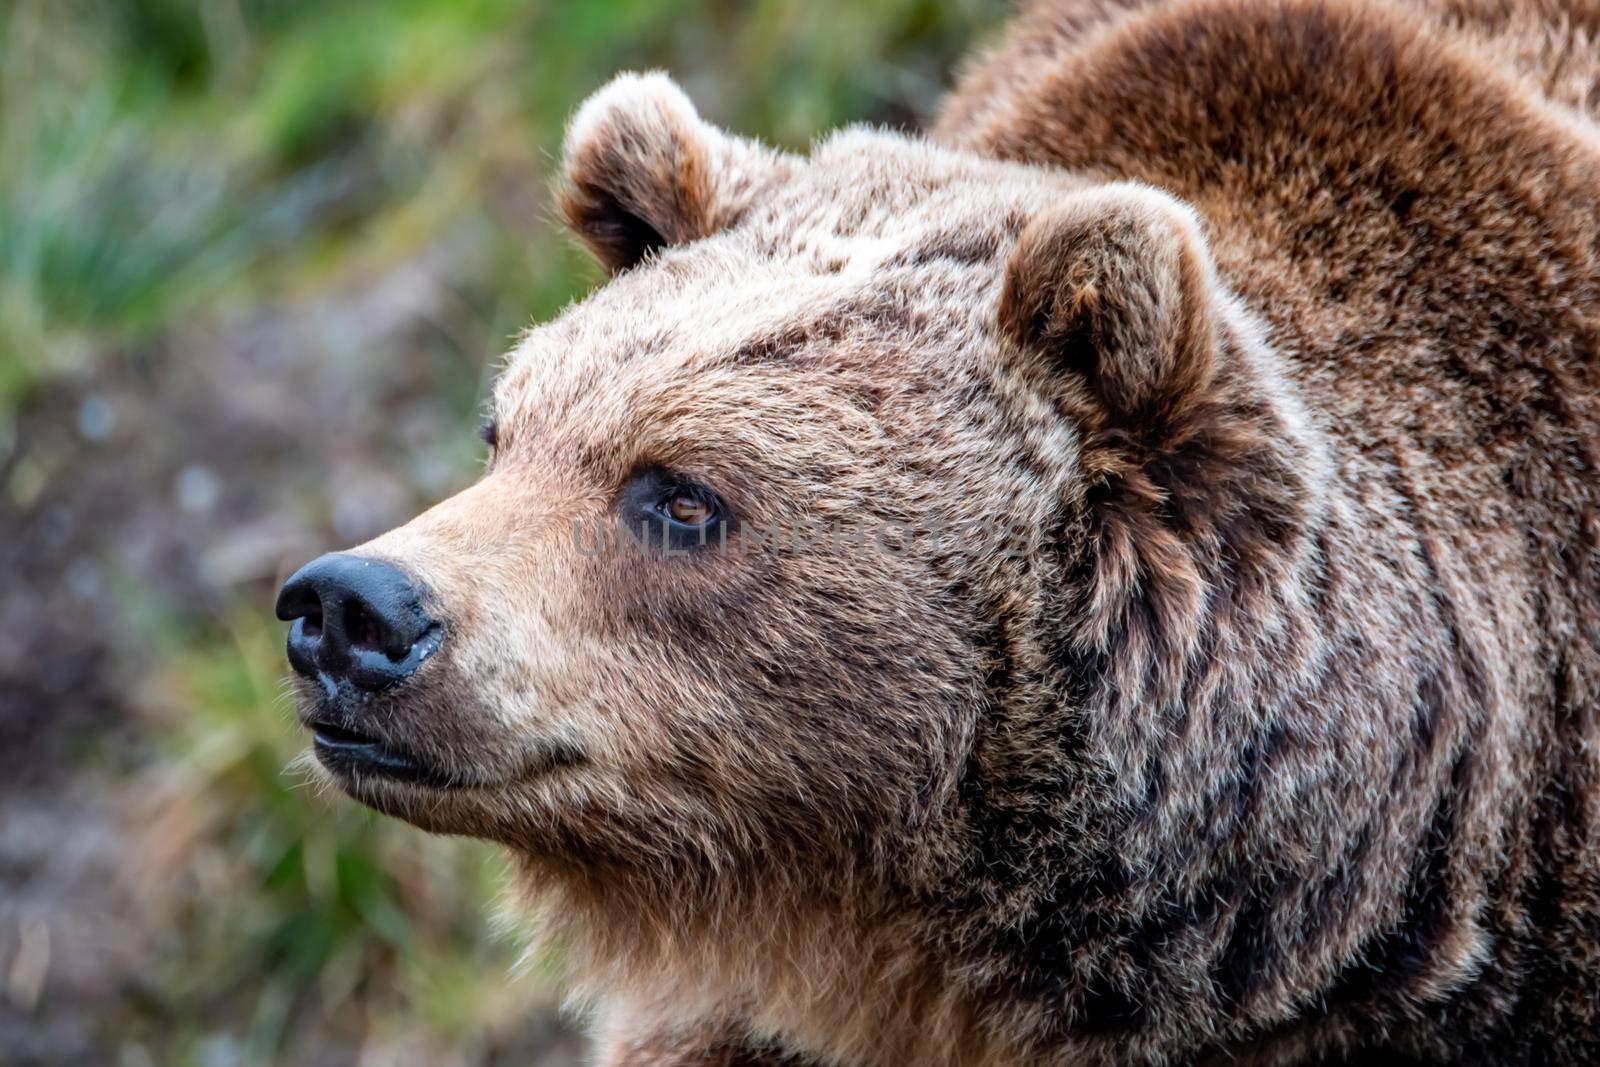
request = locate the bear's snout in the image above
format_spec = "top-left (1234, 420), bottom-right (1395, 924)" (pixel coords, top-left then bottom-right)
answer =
top-left (276, 553), bottom-right (442, 693)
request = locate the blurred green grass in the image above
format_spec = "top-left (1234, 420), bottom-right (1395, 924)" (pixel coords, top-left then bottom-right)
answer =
top-left (0, 1), bottom-right (1006, 1063)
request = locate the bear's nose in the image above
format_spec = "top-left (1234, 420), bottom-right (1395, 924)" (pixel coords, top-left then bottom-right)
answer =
top-left (275, 554), bottom-right (442, 691)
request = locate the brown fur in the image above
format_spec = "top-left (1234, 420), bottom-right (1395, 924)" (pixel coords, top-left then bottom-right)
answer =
top-left (287, 4), bottom-right (1600, 1064)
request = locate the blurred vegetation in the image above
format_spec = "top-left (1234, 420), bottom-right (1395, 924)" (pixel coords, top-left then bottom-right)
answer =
top-left (0, 1), bottom-right (1006, 1064)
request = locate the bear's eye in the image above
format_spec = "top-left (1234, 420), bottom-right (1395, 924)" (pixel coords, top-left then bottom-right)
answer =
top-left (619, 469), bottom-right (729, 553)
top-left (652, 483), bottom-right (723, 532)
top-left (664, 493), bottom-right (714, 526)
top-left (479, 419), bottom-right (498, 451)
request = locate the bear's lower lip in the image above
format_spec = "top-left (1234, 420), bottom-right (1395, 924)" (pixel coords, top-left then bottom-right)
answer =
top-left (311, 721), bottom-right (462, 788)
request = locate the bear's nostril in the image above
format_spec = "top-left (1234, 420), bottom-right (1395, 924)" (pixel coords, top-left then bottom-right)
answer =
top-left (302, 607), bottom-right (324, 638)
top-left (345, 601), bottom-right (382, 653)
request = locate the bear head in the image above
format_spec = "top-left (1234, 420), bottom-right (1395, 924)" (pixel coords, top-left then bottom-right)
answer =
top-left (278, 72), bottom-right (1323, 1041)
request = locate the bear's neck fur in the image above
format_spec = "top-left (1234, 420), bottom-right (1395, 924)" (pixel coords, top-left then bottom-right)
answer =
top-left (934, 0), bottom-right (1600, 1061)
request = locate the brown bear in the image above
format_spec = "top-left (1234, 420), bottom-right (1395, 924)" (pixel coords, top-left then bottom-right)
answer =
top-left (275, 0), bottom-right (1600, 1063)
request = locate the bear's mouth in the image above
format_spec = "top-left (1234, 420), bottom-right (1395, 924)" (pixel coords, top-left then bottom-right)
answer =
top-left (310, 720), bottom-right (464, 789)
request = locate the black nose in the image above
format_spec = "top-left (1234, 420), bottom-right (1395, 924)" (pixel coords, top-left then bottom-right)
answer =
top-left (276, 554), bottom-right (442, 691)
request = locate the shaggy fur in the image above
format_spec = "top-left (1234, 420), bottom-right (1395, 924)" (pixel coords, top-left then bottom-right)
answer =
top-left (286, 3), bottom-right (1600, 1064)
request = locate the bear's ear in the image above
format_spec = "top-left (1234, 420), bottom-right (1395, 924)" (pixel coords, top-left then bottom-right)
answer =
top-left (999, 184), bottom-right (1221, 423)
top-left (558, 72), bottom-right (793, 274)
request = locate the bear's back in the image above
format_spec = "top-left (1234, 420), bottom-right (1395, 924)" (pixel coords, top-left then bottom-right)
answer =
top-left (937, 0), bottom-right (1600, 441)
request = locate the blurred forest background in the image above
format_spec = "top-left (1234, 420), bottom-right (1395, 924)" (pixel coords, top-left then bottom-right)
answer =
top-left (0, 0), bottom-right (1008, 1064)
